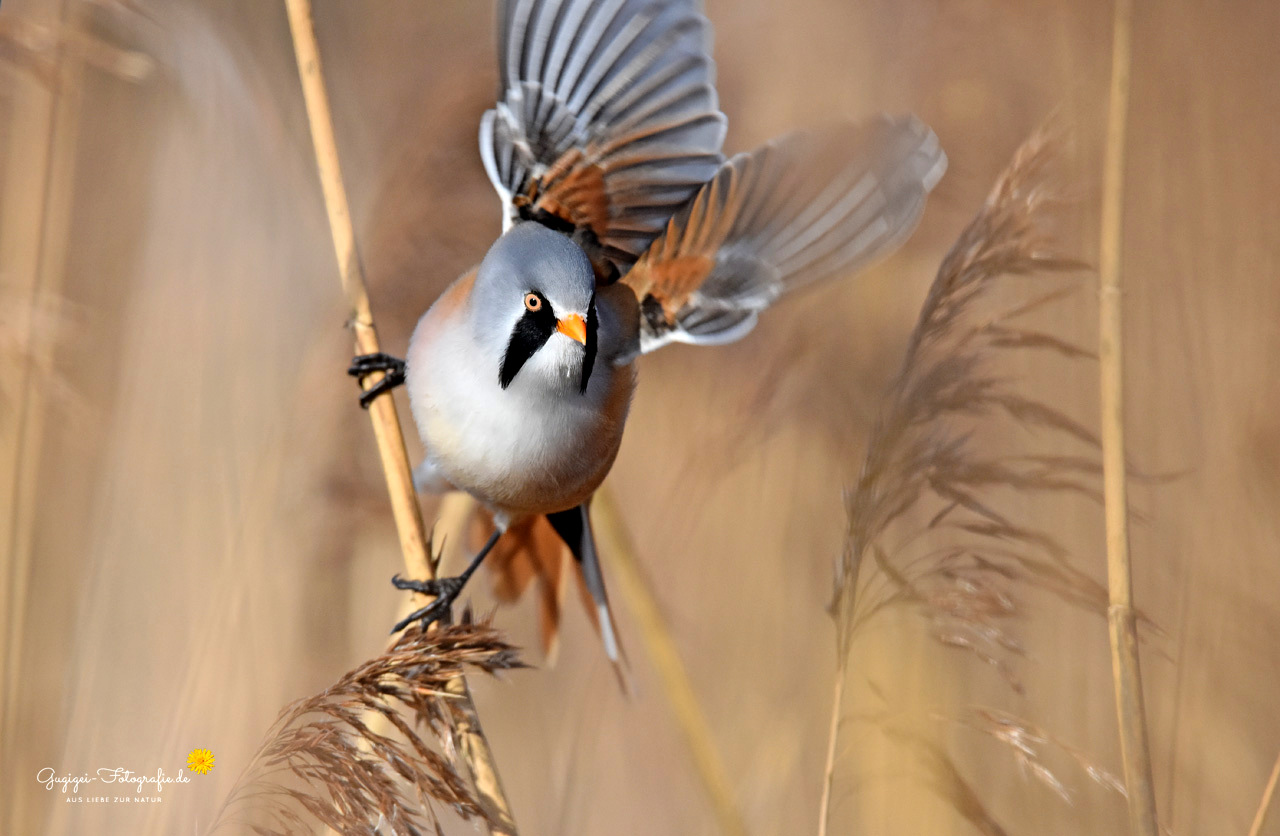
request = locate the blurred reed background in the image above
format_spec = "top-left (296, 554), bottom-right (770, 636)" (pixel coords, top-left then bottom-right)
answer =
top-left (1, 0), bottom-right (1278, 834)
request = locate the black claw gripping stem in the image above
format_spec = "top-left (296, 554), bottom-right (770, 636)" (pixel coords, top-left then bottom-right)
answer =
top-left (389, 529), bottom-right (502, 633)
top-left (348, 352), bottom-right (407, 408)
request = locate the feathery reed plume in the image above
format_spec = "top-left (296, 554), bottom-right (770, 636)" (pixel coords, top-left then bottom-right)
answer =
top-left (818, 130), bottom-right (1110, 835)
top-left (876, 718), bottom-right (1011, 836)
top-left (847, 702), bottom-right (1130, 836)
top-left (283, 1), bottom-right (515, 829)
top-left (210, 616), bottom-right (524, 835)
top-left (946, 708), bottom-right (1127, 804)
top-left (831, 131), bottom-right (1093, 664)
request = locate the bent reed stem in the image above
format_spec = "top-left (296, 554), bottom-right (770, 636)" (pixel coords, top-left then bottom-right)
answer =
top-left (593, 487), bottom-right (748, 836)
top-left (282, 1), bottom-right (515, 832)
top-left (1248, 748), bottom-right (1280, 836)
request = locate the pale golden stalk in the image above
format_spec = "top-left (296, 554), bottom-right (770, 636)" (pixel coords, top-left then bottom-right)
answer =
top-left (282, 1), bottom-right (514, 832)
top-left (815, 671), bottom-right (845, 836)
top-left (593, 489), bottom-right (748, 836)
top-left (1098, 0), bottom-right (1159, 833)
top-left (0, 9), bottom-right (85, 833)
top-left (1248, 748), bottom-right (1280, 836)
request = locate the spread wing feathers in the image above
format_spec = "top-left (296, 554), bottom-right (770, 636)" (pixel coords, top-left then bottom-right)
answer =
top-left (622, 115), bottom-right (948, 351)
top-left (480, 0), bottom-right (727, 274)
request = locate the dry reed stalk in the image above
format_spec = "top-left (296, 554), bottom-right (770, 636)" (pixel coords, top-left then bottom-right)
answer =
top-left (1248, 748), bottom-right (1280, 836)
top-left (1098, 0), bottom-right (1159, 833)
top-left (282, 0), bottom-right (515, 831)
top-left (592, 488), bottom-right (748, 836)
top-left (818, 130), bottom-right (1110, 834)
top-left (815, 670), bottom-right (845, 836)
top-left (0, 6), bottom-right (85, 831)
top-left (210, 617), bottom-right (524, 835)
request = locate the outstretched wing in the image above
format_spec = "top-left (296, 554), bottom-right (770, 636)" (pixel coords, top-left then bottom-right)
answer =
top-left (480, 0), bottom-right (727, 277)
top-left (622, 115), bottom-right (948, 351)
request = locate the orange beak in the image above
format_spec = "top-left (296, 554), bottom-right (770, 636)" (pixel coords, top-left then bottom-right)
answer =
top-left (556, 313), bottom-right (587, 344)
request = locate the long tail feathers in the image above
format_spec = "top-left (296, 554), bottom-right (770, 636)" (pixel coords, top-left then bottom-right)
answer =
top-left (472, 512), bottom-right (571, 663)
top-left (573, 504), bottom-right (629, 691)
top-left (472, 507), bottom-right (626, 684)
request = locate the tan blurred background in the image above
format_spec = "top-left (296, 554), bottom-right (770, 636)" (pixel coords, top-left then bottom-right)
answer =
top-left (1, 0), bottom-right (1277, 834)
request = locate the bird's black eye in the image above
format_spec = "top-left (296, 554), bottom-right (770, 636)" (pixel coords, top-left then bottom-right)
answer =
top-left (523, 292), bottom-right (542, 312)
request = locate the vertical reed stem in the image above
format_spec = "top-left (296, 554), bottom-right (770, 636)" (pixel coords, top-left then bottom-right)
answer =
top-left (818, 538), bottom-right (865, 836)
top-left (0, 4), bottom-right (82, 834)
top-left (282, 2), bottom-right (514, 831)
top-left (1098, 0), bottom-right (1158, 833)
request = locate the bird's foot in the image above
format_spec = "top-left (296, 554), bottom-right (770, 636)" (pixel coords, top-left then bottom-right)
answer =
top-left (348, 353), bottom-right (406, 409)
top-left (389, 574), bottom-right (466, 633)
top-left (389, 528), bottom-right (501, 634)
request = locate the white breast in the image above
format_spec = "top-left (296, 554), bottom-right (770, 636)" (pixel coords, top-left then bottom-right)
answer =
top-left (405, 289), bottom-right (633, 520)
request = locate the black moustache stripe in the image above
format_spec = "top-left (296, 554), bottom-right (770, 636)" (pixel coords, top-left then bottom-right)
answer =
top-left (499, 293), bottom-right (556, 389)
top-left (580, 296), bottom-right (598, 394)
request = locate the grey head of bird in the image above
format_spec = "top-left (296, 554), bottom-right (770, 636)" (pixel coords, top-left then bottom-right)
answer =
top-left (469, 222), bottom-right (599, 396)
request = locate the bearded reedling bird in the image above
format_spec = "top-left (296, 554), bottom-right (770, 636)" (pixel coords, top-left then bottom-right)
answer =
top-left (350, 0), bottom-right (947, 663)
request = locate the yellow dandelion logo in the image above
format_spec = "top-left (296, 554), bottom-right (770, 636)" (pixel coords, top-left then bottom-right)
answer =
top-left (187, 748), bottom-right (215, 775)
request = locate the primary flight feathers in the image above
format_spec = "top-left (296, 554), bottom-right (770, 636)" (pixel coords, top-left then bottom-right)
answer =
top-left (624, 117), bottom-right (948, 350)
top-left (480, 0), bottom-right (727, 270)
top-left (480, 0), bottom-right (946, 356)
